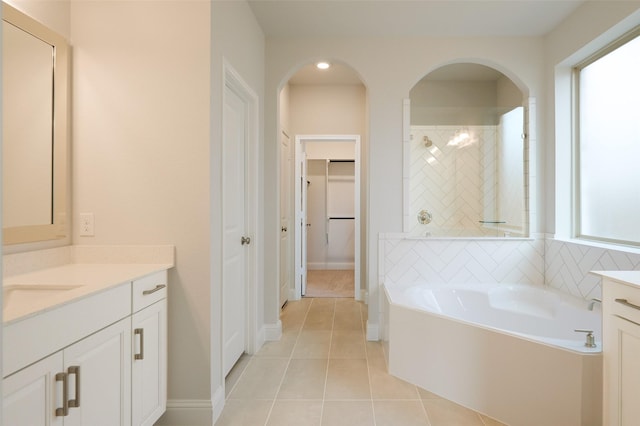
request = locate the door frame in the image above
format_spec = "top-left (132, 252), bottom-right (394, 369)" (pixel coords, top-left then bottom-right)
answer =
top-left (279, 130), bottom-right (292, 308)
top-left (293, 134), bottom-right (361, 300)
top-left (221, 59), bottom-right (259, 364)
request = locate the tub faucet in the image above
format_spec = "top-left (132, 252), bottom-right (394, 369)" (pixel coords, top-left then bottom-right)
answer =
top-left (574, 329), bottom-right (597, 348)
top-left (588, 298), bottom-right (602, 311)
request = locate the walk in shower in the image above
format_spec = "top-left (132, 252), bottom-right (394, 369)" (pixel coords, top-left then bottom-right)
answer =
top-left (404, 63), bottom-right (529, 237)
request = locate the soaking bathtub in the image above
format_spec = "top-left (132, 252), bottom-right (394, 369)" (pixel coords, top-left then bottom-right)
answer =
top-left (382, 282), bottom-right (602, 426)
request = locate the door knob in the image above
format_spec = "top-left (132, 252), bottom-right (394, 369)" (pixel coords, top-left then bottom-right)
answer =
top-left (241, 236), bottom-right (251, 245)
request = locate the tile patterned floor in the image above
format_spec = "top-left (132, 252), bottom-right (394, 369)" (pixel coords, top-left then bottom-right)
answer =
top-left (305, 270), bottom-right (355, 298)
top-left (216, 298), bottom-right (507, 426)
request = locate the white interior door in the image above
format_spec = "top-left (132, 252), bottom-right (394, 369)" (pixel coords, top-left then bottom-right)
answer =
top-left (223, 83), bottom-right (248, 377)
top-left (294, 139), bottom-right (308, 297)
top-left (301, 155), bottom-right (308, 296)
top-left (279, 132), bottom-right (291, 307)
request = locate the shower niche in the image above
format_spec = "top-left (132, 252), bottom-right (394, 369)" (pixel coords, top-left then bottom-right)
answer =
top-left (404, 63), bottom-right (531, 238)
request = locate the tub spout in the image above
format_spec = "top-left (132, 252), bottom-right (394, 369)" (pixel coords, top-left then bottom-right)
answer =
top-left (588, 298), bottom-right (602, 311)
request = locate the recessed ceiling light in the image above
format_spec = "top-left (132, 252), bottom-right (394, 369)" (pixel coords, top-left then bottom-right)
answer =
top-left (316, 62), bottom-right (331, 70)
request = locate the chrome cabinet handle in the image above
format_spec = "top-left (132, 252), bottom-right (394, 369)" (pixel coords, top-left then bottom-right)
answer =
top-left (134, 328), bottom-right (144, 360)
top-left (241, 236), bottom-right (251, 245)
top-left (142, 284), bottom-right (166, 295)
top-left (615, 298), bottom-right (640, 311)
top-left (55, 372), bottom-right (69, 417)
top-left (68, 366), bottom-right (80, 408)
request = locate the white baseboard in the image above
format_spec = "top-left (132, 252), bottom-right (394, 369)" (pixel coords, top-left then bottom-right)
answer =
top-left (366, 321), bottom-right (379, 341)
top-left (156, 399), bottom-right (213, 426)
top-left (263, 320), bottom-right (282, 341)
top-left (289, 287), bottom-right (300, 301)
top-left (212, 386), bottom-right (225, 424)
top-left (358, 290), bottom-right (368, 303)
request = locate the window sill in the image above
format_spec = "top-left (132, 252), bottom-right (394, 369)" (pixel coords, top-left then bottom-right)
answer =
top-left (550, 235), bottom-right (640, 256)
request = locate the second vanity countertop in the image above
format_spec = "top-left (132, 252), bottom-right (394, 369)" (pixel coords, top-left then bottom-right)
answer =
top-left (3, 262), bottom-right (173, 324)
top-left (592, 271), bottom-right (640, 289)
top-left (3, 245), bottom-right (175, 377)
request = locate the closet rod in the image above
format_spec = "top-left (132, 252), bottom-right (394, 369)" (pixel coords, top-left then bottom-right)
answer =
top-left (328, 159), bottom-right (355, 163)
top-left (328, 217), bottom-right (355, 220)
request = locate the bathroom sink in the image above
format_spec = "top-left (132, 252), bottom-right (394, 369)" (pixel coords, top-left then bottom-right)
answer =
top-left (3, 284), bottom-right (83, 317)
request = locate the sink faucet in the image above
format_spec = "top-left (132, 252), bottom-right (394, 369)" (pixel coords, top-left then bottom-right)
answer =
top-left (588, 298), bottom-right (602, 311)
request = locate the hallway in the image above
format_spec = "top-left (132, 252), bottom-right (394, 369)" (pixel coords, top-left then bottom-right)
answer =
top-left (216, 298), bottom-right (505, 425)
top-left (305, 270), bottom-right (354, 298)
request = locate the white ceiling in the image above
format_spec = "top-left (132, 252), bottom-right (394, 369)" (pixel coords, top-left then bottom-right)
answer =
top-left (288, 62), bottom-right (365, 85)
top-left (251, 0), bottom-right (585, 85)
top-left (248, 0), bottom-right (585, 38)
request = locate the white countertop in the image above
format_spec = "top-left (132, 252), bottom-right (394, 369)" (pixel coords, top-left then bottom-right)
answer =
top-left (3, 262), bottom-right (173, 324)
top-left (592, 271), bottom-right (640, 289)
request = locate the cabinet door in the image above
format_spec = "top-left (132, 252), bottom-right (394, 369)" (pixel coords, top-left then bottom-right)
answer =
top-left (132, 299), bottom-right (167, 426)
top-left (606, 314), bottom-right (640, 426)
top-left (64, 318), bottom-right (132, 426)
top-left (3, 352), bottom-right (63, 426)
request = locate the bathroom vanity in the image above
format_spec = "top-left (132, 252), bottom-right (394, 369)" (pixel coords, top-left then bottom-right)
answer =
top-left (2, 247), bottom-right (173, 426)
top-left (598, 271), bottom-right (640, 426)
top-left (2, 5), bottom-right (173, 424)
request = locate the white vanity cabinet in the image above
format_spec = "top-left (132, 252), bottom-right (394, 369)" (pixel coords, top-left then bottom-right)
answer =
top-left (601, 273), bottom-right (640, 426)
top-left (2, 267), bottom-right (169, 426)
top-left (131, 273), bottom-right (168, 426)
top-left (3, 351), bottom-right (63, 425)
top-left (3, 318), bottom-right (132, 426)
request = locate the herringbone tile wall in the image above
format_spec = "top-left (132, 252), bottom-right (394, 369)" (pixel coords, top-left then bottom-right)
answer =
top-left (545, 238), bottom-right (640, 300)
top-left (409, 125), bottom-right (527, 238)
top-left (380, 234), bottom-right (544, 287)
top-left (409, 126), bottom-right (497, 237)
top-left (380, 234), bottom-right (640, 301)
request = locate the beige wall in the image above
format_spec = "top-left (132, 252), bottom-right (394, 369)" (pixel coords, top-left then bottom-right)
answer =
top-left (2, 1), bottom-right (265, 423)
top-left (211, 0), bottom-right (265, 419)
top-left (287, 83), bottom-right (367, 293)
top-left (6, 1), bottom-right (640, 423)
top-left (69, 0), bottom-right (213, 422)
top-left (543, 1), bottom-right (640, 234)
top-left (289, 84), bottom-right (367, 136)
top-left (265, 35), bottom-right (546, 336)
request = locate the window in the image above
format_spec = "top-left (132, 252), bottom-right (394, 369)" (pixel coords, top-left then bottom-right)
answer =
top-left (575, 29), bottom-right (640, 246)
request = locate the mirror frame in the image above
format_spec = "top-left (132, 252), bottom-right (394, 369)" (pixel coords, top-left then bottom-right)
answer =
top-left (2, 2), bottom-right (69, 245)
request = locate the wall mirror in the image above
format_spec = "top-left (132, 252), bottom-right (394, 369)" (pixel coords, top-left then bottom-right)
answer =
top-left (403, 63), bottom-right (529, 238)
top-left (2, 2), bottom-right (69, 245)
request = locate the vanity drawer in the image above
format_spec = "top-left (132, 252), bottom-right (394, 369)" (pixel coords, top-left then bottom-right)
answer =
top-left (3, 282), bottom-right (131, 377)
top-left (604, 278), bottom-right (640, 323)
top-left (132, 270), bottom-right (168, 313)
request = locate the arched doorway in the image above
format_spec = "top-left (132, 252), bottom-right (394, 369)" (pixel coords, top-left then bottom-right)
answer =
top-left (278, 61), bottom-right (367, 305)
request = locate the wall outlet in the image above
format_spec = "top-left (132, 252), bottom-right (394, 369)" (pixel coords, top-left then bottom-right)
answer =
top-left (79, 213), bottom-right (94, 236)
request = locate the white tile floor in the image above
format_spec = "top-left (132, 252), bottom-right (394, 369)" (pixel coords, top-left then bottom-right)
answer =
top-left (216, 298), bottom-right (507, 426)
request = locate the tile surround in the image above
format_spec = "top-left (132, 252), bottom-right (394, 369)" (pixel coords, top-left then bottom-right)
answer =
top-left (409, 125), bottom-right (526, 238)
top-left (380, 232), bottom-right (640, 302)
top-left (545, 238), bottom-right (640, 300)
top-left (380, 234), bottom-right (544, 287)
